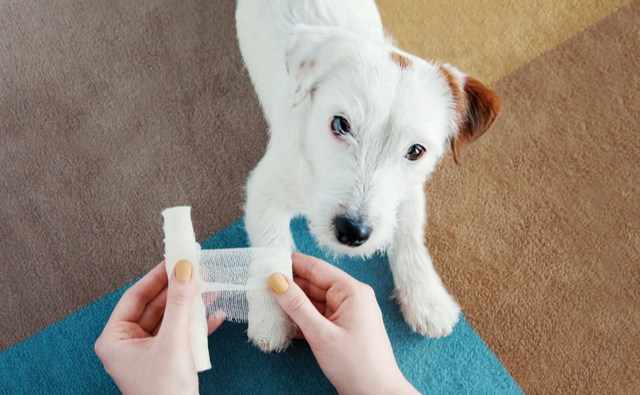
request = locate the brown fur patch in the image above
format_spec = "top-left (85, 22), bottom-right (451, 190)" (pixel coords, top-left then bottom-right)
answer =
top-left (439, 66), bottom-right (501, 164)
top-left (439, 65), bottom-right (468, 128)
top-left (391, 52), bottom-right (412, 69)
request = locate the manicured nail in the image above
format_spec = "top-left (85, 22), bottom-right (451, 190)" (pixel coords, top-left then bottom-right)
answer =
top-left (176, 260), bottom-right (192, 282)
top-left (268, 273), bottom-right (288, 294)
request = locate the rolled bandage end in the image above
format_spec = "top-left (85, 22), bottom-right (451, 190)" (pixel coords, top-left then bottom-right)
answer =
top-left (162, 206), bottom-right (211, 372)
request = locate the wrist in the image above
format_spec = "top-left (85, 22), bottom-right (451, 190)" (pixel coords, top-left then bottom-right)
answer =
top-left (394, 377), bottom-right (420, 394)
top-left (381, 372), bottom-right (420, 395)
top-left (341, 368), bottom-right (418, 395)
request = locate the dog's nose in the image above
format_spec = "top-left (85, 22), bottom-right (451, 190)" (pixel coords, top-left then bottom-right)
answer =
top-left (334, 215), bottom-right (372, 247)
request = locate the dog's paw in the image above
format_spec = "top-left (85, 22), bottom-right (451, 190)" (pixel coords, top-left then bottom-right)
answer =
top-left (396, 282), bottom-right (461, 338)
top-left (247, 307), bottom-right (296, 353)
top-left (248, 325), bottom-right (294, 353)
top-left (250, 334), bottom-right (291, 353)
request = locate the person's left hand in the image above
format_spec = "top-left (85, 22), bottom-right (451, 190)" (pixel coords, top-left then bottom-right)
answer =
top-left (95, 260), bottom-right (224, 395)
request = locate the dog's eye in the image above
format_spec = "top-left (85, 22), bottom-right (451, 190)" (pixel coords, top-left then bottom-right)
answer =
top-left (331, 116), bottom-right (350, 137)
top-left (405, 144), bottom-right (426, 161)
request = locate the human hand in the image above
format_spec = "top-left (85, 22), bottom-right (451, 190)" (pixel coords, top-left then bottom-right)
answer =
top-left (269, 252), bottom-right (419, 395)
top-left (95, 260), bottom-right (224, 395)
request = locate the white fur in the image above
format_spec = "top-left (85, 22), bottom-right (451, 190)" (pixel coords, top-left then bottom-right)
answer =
top-left (236, 0), bottom-right (462, 351)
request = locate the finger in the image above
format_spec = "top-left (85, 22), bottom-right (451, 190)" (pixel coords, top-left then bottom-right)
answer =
top-left (110, 320), bottom-right (150, 341)
top-left (202, 291), bottom-right (221, 308)
top-left (268, 273), bottom-right (331, 342)
top-left (324, 305), bottom-right (335, 319)
top-left (108, 261), bottom-right (168, 324)
top-left (309, 298), bottom-right (326, 316)
top-left (158, 260), bottom-right (196, 340)
top-left (292, 277), bottom-right (327, 314)
top-left (136, 286), bottom-right (168, 334)
top-left (150, 318), bottom-right (162, 336)
top-left (291, 252), bottom-right (353, 291)
top-left (207, 310), bottom-right (225, 335)
top-left (323, 277), bottom-right (362, 317)
top-left (294, 276), bottom-right (327, 303)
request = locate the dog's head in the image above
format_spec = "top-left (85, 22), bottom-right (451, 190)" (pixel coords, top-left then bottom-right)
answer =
top-left (286, 26), bottom-right (501, 256)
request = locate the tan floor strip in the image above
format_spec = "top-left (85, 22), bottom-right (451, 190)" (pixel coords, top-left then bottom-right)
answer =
top-left (377, 0), bottom-right (634, 84)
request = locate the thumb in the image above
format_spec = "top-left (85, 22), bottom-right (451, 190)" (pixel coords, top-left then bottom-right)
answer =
top-left (160, 260), bottom-right (196, 340)
top-left (268, 273), bottom-right (328, 341)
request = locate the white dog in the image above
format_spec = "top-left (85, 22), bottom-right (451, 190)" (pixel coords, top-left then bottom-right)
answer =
top-left (236, 0), bottom-right (501, 351)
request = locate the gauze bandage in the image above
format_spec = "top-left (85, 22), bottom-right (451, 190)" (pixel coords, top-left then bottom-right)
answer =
top-left (162, 206), bottom-right (292, 372)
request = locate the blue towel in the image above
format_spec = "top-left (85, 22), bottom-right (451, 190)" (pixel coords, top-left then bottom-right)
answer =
top-left (0, 217), bottom-right (522, 394)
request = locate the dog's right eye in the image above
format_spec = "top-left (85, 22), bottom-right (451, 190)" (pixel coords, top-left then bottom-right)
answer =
top-left (405, 144), bottom-right (426, 161)
top-left (331, 116), bottom-right (351, 137)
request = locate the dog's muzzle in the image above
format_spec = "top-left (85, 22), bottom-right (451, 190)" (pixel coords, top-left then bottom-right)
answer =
top-left (334, 215), bottom-right (372, 247)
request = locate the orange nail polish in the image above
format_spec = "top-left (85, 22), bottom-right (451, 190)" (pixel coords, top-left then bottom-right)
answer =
top-left (176, 260), bottom-right (192, 282)
top-left (268, 273), bottom-right (288, 294)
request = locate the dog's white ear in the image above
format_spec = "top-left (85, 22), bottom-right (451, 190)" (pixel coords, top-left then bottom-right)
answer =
top-left (439, 65), bottom-right (502, 165)
top-left (285, 25), bottom-right (357, 106)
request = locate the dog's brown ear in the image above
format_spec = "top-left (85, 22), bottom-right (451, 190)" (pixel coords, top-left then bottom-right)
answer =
top-left (440, 66), bottom-right (501, 165)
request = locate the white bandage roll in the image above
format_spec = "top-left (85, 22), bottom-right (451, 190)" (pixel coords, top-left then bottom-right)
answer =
top-left (161, 207), bottom-right (292, 371)
top-left (162, 206), bottom-right (209, 372)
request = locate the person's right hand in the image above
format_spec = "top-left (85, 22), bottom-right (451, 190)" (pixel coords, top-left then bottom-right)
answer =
top-left (268, 252), bottom-right (420, 395)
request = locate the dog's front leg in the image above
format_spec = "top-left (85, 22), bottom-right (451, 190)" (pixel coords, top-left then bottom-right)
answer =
top-left (244, 157), bottom-right (297, 352)
top-left (388, 186), bottom-right (461, 338)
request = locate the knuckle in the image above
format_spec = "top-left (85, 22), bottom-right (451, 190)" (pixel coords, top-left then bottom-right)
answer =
top-left (94, 337), bottom-right (109, 363)
top-left (121, 287), bottom-right (135, 301)
top-left (94, 338), bottom-right (103, 359)
top-left (356, 283), bottom-right (377, 303)
top-left (361, 283), bottom-right (375, 297)
top-left (287, 292), bottom-right (308, 315)
top-left (167, 290), bottom-right (191, 307)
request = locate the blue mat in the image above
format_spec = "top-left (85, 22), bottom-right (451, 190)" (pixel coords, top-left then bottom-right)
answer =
top-left (0, 217), bottom-right (522, 394)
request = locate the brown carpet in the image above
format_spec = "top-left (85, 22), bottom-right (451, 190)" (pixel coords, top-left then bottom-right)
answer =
top-left (1, 0), bottom-right (638, 394)
top-left (0, 0), bottom-right (267, 350)
top-left (424, 2), bottom-right (640, 393)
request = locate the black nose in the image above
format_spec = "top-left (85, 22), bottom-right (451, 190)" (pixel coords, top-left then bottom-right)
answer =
top-left (334, 215), bottom-right (372, 247)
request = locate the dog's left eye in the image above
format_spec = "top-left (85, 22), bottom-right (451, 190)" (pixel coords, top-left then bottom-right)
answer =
top-left (331, 116), bottom-right (351, 137)
top-left (405, 144), bottom-right (426, 161)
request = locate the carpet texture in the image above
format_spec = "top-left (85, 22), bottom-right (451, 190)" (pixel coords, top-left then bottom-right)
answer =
top-left (376, 0), bottom-right (635, 84)
top-left (0, 218), bottom-right (522, 394)
top-left (1, 0), bottom-right (638, 394)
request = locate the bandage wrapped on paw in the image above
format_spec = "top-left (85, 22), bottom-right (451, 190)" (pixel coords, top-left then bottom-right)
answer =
top-left (162, 207), bottom-right (292, 371)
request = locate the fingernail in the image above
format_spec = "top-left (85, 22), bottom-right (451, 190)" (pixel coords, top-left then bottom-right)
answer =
top-left (268, 273), bottom-right (288, 295)
top-left (176, 260), bottom-right (192, 282)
